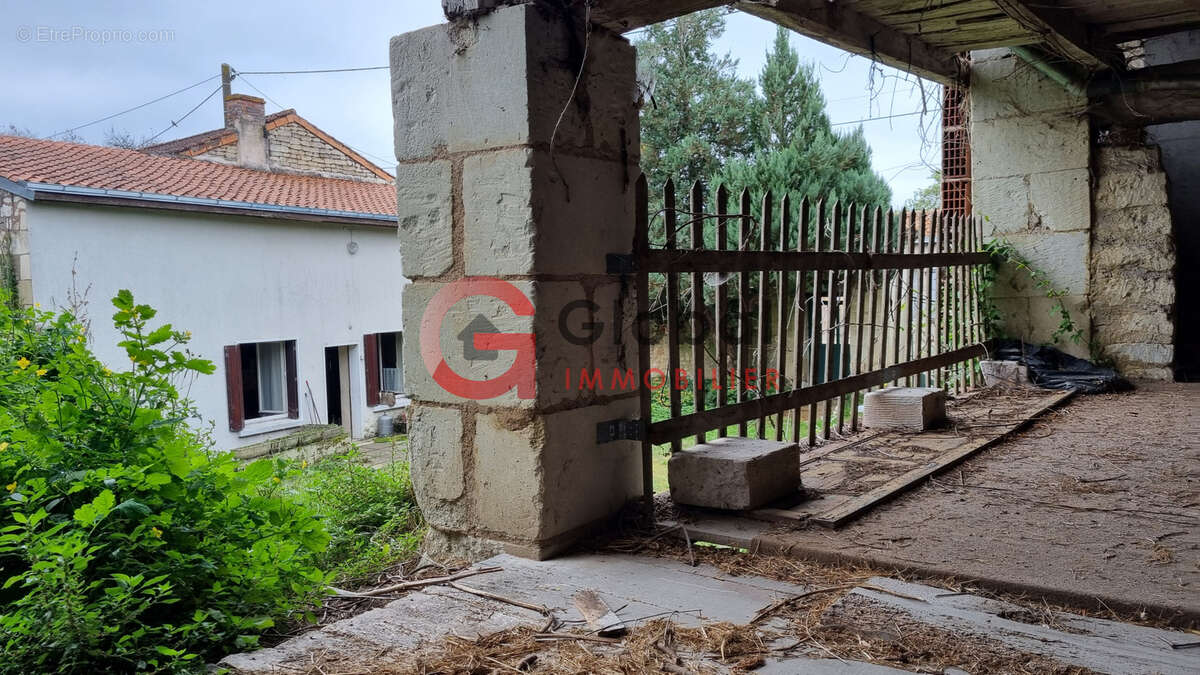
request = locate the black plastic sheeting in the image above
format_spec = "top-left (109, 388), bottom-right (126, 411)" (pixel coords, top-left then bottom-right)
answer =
top-left (992, 339), bottom-right (1133, 394)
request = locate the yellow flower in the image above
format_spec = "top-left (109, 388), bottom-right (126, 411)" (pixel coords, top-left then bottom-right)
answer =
top-left (35, 369), bottom-right (47, 377)
top-left (103, 367), bottom-right (112, 376)
top-left (15, 357), bottom-right (30, 370)
top-left (33, 303), bottom-right (40, 308)
top-left (5, 483), bottom-right (15, 493)
top-left (150, 527), bottom-right (163, 539)
top-left (272, 476), bottom-right (282, 484)
top-left (0, 442), bottom-right (8, 452)
top-left (301, 460), bottom-right (308, 469)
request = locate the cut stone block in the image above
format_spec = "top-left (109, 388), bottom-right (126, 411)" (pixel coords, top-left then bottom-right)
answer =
top-left (863, 388), bottom-right (946, 431)
top-left (980, 360), bottom-right (1032, 388)
top-left (668, 437), bottom-right (800, 511)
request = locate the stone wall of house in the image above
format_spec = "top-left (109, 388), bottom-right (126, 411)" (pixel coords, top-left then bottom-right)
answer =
top-left (969, 48), bottom-right (1093, 358)
top-left (195, 141), bottom-right (239, 164)
top-left (0, 190), bottom-right (31, 306)
top-left (1089, 145), bottom-right (1176, 379)
top-left (268, 123), bottom-right (387, 183)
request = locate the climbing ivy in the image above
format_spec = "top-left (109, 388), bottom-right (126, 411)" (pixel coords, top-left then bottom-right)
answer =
top-left (980, 239), bottom-right (1084, 346)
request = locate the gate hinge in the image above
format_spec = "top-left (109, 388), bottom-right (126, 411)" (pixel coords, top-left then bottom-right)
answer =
top-left (605, 253), bottom-right (637, 274)
top-left (596, 418), bottom-right (645, 444)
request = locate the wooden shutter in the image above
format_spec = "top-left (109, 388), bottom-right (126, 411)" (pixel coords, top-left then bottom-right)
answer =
top-left (285, 340), bottom-right (300, 419)
top-left (223, 345), bottom-right (245, 432)
top-left (364, 333), bottom-right (381, 407)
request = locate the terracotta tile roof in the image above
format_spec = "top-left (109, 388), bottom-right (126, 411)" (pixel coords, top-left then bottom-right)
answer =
top-left (0, 134), bottom-right (397, 220)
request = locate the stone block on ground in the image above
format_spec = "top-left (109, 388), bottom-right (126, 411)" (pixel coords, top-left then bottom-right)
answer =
top-left (668, 437), bottom-right (800, 510)
top-left (980, 360), bottom-right (1032, 388)
top-left (863, 388), bottom-right (946, 431)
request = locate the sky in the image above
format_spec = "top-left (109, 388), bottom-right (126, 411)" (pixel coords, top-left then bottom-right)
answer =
top-left (0, 2), bottom-right (939, 205)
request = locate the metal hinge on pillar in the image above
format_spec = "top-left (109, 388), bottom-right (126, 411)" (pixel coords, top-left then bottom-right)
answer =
top-left (605, 253), bottom-right (637, 274)
top-left (596, 419), bottom-right (645, 444)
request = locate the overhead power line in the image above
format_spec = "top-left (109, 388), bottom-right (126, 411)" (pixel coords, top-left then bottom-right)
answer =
top-left (233, 73), bottom-right (395, 169)
top-left (830, 110), bottom-right (926, 127)
top-left (236, 66), bottom-right (389, 75)
top-left (144, 84), bottom-right (225, 144)
top-left (48, 74), bottom-right (220, 139)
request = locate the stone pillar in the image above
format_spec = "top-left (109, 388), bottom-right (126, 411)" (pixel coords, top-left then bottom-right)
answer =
top-left (969, 49), bottom-right (1093, 357)
top-left (1089, 144), bottom-right (1176, 379)
top-left (390, 2), bottom-right (643, 560)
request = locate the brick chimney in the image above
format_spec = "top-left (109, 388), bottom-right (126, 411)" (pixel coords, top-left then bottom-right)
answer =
top-left (223, 93), bottom-right (264, 128)
top-left (223, 94), bottom-right (268, 170)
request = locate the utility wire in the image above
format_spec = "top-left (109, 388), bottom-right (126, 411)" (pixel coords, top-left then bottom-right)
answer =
top-left (48, 74), bottom-right (220, 139)
top-left (830, 110), bottom-right (924, 127)
top-left (144, 84), bottom-right (225, 144)
top-left (236, 66), bottom-right (389, 75)
top-left (233, 73), bottom-right (395, 169)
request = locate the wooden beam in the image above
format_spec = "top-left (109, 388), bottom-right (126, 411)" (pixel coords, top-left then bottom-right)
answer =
top-left (641, 249), bottom-right (990, 273)
top-left (991, 0), bottom-right (1117, 70)
top-left (590, 0), bottom-right (727, 33)
top-left (734, 0), bottom-right (962, 84)
top-left (590, 0), bottom-right (960, 84)
top-left (1090, 59), bottom-right (1200, 127)
top-left (648, 344), bottom-right (988, 445)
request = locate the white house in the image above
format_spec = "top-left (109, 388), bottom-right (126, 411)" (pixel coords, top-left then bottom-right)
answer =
top-left (0, 94), bottom-right (408, 450)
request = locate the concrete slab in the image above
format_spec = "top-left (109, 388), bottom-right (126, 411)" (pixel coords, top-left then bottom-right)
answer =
top-left (832, 577), bottom-right (1199, 675)
top-left (220, 549), bottom-right (1198, 673)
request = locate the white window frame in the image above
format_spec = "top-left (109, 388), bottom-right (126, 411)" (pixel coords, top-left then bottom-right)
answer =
top-left (255, 341), bottom-right (289, 417)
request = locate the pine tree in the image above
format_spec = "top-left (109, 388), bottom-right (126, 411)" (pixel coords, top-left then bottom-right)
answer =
top-left (634, 10), bottom-right (758, 193)
top-left (719, 26), bottom-right (892, 230)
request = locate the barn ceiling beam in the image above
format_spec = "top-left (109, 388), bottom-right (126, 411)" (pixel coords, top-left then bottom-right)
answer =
top-left (733, 1), bottom-right (961, 84)
top-left (1090, 59), bottom-right (1200, 127)
top-left (591, 0), bottom-right (961, 84)
top-left (991, 0), bottom-right (1121, 72)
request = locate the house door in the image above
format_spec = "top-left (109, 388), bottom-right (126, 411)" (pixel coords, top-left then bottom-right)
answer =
top-left (324, 346), bottom-right (353, 433)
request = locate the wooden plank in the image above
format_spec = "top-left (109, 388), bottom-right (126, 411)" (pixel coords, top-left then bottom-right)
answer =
top-left (738, 189), bottom-right (753, 438)
top-left (791, 197), bottom-right (810, 444)
top-left (573, 590), bottom-right (628, 637)
top-left (864, 208), bottom-right (882, 397)
top-left (807, 200), bottom-right (826, 448)
top-left (775, 194), bottom-right (791, 441)
top-left (649, 345), bottom-right (987, 445)
top-left (850, 205), bottom-right (869, 432)
top-left (715, 185), bottom-right (730, 438)
top-left (902, 210), bottom-right (915, 387)
top-left (837, 206), bottom-right (856, 434)
top-left (878, 210), bottom-right (895, 388)
top-left (935, 210), bottom-right (947, 389)
top-left (810, 390), bottom-right (1076, 527)
top-left (634, 175), bottom-right (653, 512)
top-left (822, 202), bottom-right (842, 440)
top-left (757, 191), bottom-right (772, 439)
top-left (922, 211), bottom-right (935, 387)
top-left (640, 249), bottom-right (989, 273)
top-left (690, 180), bottom-right (706, 447)
top-left (891, 209), bottom-right (907, 387)
top-left (665, 180), bottom-right (682, 453)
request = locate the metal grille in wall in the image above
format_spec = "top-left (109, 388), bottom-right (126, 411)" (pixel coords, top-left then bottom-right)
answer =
top-left (942, 86), bottom-right (970, 216)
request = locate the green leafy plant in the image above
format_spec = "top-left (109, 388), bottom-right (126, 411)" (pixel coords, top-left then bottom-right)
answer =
top-left (981, 239), bottom-right (1084, 345)
top-left (279, 448), bottom-right (422, 584)
top-left (0, 291), bottom-right (332, 673)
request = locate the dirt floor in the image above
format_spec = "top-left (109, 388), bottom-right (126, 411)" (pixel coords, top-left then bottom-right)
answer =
top-left (680, 382), bottom-right (1200, 624)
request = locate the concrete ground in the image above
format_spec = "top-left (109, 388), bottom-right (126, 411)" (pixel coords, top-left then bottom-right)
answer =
top-left (221, 551), bottom-right (1198, 673)
top-left (675, 382), bottom-right (1200, 624)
